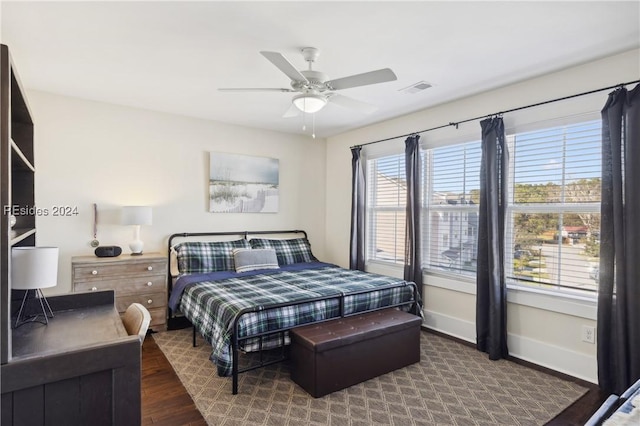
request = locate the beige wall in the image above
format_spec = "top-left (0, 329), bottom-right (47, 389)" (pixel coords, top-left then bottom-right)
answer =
top-left (325, 48), bottom-right (640, 382)
top-left (29, 91), bottom-right (327, 294)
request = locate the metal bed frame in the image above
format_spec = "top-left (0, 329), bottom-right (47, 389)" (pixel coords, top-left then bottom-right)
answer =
top-left (167, 230), bottom-right (420, 394)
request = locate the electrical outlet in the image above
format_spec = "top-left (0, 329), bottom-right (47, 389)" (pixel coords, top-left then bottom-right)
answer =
top-left (582, 325), bottom-right (596, 344)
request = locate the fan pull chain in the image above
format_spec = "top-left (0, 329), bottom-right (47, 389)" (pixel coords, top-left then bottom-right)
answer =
top-left (312, 113), bottom-right (316, 139)
top-left (302, 98), bottom-right (307, 131)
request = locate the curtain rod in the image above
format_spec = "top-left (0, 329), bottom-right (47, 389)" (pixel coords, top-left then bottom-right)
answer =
top-left (351, 78), bottom-right (640, 149)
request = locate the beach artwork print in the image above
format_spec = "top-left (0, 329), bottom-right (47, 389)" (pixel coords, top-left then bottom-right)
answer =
top-left (209, 152), bottom-right (279, 213)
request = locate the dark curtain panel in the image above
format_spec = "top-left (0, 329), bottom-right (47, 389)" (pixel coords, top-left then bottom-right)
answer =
top-left (349, 146), bottom-right (366, 271)
top-left (404, 135), bottom-right (423, 299)
top-left (598, 84), bottom-right (640, 395)
top-left (476, 117), bottom-right (509, 360)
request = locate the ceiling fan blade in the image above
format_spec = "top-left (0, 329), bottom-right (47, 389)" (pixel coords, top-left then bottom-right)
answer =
top-left (328, 94), bottom-right (378, 114)
top-left (218, 88), bottom-right (295, 92)
top-left (260, 51), bottom-right (309, 83)
top-left (282, 103), bottom-right (300, 118)
top-left (326, 68), bottom-right (397, 91)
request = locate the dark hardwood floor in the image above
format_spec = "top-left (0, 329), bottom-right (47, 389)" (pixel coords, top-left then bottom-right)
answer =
top-left (141, 333), bottom-right (606, 425)
top-left (546, 386), bottom-right (608, 426)
top-left (142, 335), bottom-right (207, 426)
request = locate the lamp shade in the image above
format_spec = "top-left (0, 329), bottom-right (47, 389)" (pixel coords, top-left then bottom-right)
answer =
top-left (121, 206), bottom-right (152, 226)
top-left (292, 94), bottom-right (327, 113)
top-left (11, 247), bottom-right (59, 290)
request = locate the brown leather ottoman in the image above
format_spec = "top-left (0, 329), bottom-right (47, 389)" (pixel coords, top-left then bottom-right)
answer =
top-left (289, 309), bottom-right (422, 398)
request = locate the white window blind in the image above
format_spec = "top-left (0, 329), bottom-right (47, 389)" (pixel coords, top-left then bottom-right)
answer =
top-left (507, 119), bottom-right (601, 293)
top-left (366, 154), bottom-right (406, 264)
top-left (423, 142), bottom-right (481, 275)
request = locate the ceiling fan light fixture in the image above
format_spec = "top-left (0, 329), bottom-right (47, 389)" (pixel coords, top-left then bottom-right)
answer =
top-left (292, 94), bottom-right (327, 113)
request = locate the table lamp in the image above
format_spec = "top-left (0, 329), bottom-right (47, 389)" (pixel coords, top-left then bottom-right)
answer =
top-left (121, 206), bottom-right (152, 255)
top-left (11, 246), bottom-right (59, 328)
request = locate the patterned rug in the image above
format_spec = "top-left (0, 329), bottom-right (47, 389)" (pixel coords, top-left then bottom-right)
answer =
top-left (153, 329), bottom-right (587, 425)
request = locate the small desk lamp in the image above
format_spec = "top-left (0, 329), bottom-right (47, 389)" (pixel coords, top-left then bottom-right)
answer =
top-left (122, 206), bottom-right (152, 255)
top-left (12, 246), bottom-right (59, 328)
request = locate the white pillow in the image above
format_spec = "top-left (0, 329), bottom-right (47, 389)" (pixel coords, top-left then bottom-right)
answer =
top-left (233, 248), bottom-right (280, 273)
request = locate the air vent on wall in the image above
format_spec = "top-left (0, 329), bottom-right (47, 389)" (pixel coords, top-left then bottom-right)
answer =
top-left (399, 81), bottom-right (432, 94)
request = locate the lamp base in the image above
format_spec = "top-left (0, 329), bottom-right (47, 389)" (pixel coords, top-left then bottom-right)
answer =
top-left (129, 238), bottom-right (144, 256)
top-left (14, 289), bottom-right (54, 328)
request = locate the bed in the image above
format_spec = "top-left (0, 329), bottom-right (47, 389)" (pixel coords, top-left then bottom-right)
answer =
top-left (167, 230), bottom-right (422, 394)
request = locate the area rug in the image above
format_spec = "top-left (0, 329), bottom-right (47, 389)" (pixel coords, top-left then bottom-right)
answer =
top-left (153, 329), bottom-right (587, 425)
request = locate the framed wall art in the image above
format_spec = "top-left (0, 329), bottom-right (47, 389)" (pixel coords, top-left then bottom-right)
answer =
top-left (209, 152), bottom-right (279, 213)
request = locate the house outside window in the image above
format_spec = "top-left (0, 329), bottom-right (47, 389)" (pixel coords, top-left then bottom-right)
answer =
top-left (366, 154), bottom-right (406, 264)
top-left (423, 142), bottom-right (481, 275)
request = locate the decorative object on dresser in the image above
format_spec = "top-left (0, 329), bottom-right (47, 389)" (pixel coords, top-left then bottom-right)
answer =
top-left (11, 246), bottom-right (59, 327)
top-left (121, 205), bottom-right (152, 255)
top-left (72, 253), bottom-right (167, 331)
top-left (94, 245), bottom-right (122, 258)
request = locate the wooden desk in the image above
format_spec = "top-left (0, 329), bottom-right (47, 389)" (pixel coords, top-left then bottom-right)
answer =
top-left (1, 291), bottom-right (141, 426)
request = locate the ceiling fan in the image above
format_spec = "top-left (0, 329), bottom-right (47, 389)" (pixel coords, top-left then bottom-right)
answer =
top-left (218, 47), bottom-right (398, 118)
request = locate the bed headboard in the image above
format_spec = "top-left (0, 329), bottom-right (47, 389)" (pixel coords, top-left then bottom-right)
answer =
top-left (166, 229), bottom-right (309, 294)
top-left (167, 229), bottom-right (307, 250)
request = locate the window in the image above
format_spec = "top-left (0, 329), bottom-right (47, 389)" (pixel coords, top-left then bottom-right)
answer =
top-left (366, 154), bottom-right (406, 264)
top-left (363, 118), bottom-right (601, 296)
top-left (423, 142), bottom-right (481, 275)
top-left (507, 120), bottom-right (601, 293)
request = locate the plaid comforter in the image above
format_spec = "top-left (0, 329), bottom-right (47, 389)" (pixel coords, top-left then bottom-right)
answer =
top-left (177, 264), bottom-right (420, 376)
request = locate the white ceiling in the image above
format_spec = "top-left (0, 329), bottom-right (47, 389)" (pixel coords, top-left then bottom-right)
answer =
top-left (2, 1), bottom-right (639, 138)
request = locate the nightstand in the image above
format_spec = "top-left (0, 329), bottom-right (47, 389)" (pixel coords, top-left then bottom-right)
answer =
top-left (72, 253), bottom-right (168, 331)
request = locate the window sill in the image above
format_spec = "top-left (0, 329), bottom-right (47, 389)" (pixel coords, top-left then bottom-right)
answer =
top-left (506, 283), bottom-right (596, 320)
top-left (365, 261), bottom-right (597, 320)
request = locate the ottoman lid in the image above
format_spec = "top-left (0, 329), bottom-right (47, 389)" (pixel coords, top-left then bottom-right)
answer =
top-left (291, 309), bottom-right (421, 352)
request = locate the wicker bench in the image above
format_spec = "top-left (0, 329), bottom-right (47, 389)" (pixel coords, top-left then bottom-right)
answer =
top-left (289, 309), bottom-right (422, 398)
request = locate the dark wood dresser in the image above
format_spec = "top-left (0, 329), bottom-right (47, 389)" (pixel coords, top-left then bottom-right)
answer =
top-left (1, 291), bottom-right (141, 426)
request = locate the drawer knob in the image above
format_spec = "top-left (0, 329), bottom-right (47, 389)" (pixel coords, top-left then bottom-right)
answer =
top-left (91, 287), bottom-right (98, 291)
top-left (146, 281), bottom-right (153, 286)
top-left (92, 270), bottom-right (98, 275)
top-left (147, 266), bottom-right (153, 271)
top-left (147, 299), bottom-right (153, 305)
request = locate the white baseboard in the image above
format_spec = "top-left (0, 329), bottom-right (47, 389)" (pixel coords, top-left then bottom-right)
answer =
top-left (507, 333), bottom-right (597, 384)
top-left (422, 309), bottom-right (475, 343)
top-left (422, 309), bottom-right (597, 384)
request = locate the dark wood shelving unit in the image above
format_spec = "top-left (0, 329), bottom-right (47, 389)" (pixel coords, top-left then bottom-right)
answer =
top-left (1, 44), bottom-right (36, 367)
top-left (0, 44), bottom-right (142, 425)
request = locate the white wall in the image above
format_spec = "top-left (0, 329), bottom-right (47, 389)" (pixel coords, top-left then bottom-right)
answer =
top-left (325, 48), bottom-right (640, 383)
top-left (29, 91), bottom-right (326, 294)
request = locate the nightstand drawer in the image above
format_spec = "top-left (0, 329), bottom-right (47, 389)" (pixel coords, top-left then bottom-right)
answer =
top-left (74, 275), bottom-right (166, 295)
top-left (118, 308), bottom-right (166, 330)
top-left (73, 261), bottom-right (166, 281)
top-left (115, 292), bottom-right (166, 313)
top-left (148, 308), bottom-right (167, 328)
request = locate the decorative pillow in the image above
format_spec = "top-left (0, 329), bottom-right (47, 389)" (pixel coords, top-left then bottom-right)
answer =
top-left (173, 239), bottom-right (251, 274)
top-left (232, 248), bottom-right (280, 273)
top-left (249, 237), bottom-right (317, 265)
